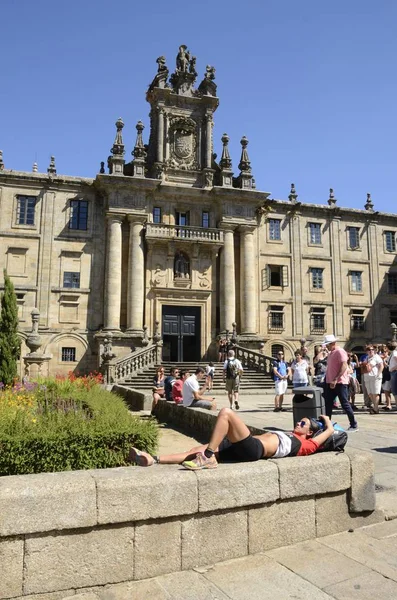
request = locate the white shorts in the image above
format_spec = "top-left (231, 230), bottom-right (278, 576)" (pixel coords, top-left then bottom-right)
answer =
top-left (364, 376), bottom-right (382, 395)
top-left (275, 380), bottom-right (288, 395)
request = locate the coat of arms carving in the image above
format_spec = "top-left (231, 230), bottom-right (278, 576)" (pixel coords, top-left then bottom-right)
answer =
top-left (174, 130), bottom-right (193, 159)
top-left (168, 116), bottom-right (197, 169)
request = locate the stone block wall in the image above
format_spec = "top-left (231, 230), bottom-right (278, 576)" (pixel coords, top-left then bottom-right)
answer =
top-left (0, 447), bottom-right (383, 599)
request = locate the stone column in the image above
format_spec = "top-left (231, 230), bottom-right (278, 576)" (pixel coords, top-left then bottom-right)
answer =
top-left (220, 226), bottom-right (236, 332)
top-left (206, 115), bottom-right (212, 168)
top-left (104, 214), bottom-right (123, 330)
top-left (127, 216), bottom-right (145, 335)
top-left (164, 113), bottom-right (170, 162)
top-left (157, 108), bottom-right (164, 163)
top-left (240, 225), bottom-right (257, 334)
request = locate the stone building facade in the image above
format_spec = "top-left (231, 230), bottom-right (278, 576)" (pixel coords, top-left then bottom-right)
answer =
top-left (0, 46), bottom-right (397, 376)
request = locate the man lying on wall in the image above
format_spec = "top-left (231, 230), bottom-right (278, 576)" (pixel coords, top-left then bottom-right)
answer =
top-left (128, 407), bottom-right (335, 470)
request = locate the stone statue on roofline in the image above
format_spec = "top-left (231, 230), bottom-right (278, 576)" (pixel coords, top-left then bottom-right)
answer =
top-left (198, 65), bottom-right (217, 97)
top-left (148, 55), bottom-right (169, 91)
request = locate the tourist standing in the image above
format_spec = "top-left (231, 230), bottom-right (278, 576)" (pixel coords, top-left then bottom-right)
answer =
top-left (205, 362), bottom-right (215, 391)
top-left (362, 346), bottom-right (384, 413)
top-left (323, 335), bottom-right (358, 432)
top-left (272, 350), bottom-right (290, 411)
top-left (290, 350), bottom-right (309, 389)
top-left (387, 342), bottom-right (397, 406)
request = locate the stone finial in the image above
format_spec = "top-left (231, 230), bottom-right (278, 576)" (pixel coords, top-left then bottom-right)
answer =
top-left (26, 308), bottom-right (42, 355)
top-left (365, 192), bottom-right (374, 211)
top-left (32, 161), bottom-right (38, 173)
top-left (47, 156), bottom-right (56, 175)
top-left (328, 188), bottom-right (337, 206)
top-left (220, 133), bottom-right (232, 170)
top-left (132, 121), bottom-right (146, 159)
top-left (238, 136), bottom-right (251, 173)
top-left (111, 118), bottom-right (125, 157)
top-left (0, 150), bottom-right (4, 170)
top-left (99, 161), bottom-right (105, 174)
top-left (288, 183), bottom-right (298, 203)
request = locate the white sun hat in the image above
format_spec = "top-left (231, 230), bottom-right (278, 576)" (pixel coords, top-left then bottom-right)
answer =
top-left (323, 334), bottom-right (338, 344)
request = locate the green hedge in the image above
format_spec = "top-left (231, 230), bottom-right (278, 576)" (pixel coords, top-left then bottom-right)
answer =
top-left (0, 384), bottom-right (158, 476)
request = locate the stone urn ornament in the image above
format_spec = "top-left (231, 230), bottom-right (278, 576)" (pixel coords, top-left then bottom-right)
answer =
top-left (26, 308), bottom-right (43, 355)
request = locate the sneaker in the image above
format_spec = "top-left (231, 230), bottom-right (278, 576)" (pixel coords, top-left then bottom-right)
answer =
top-left (234, 401), bottom-right (240, 410)
top-left (347, 426), bottom-right (359, 433)
top-left (128, 447), bottom-right (154, 467)
top-left (182, 452), bottom-right (218, 470)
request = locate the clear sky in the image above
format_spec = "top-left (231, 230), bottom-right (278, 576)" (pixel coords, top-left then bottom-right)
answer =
top-left (1, 0), bottom-right (397, 214)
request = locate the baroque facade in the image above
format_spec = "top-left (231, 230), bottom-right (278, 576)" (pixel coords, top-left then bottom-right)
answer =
top-left (0, 46), bottom-right (397, 376)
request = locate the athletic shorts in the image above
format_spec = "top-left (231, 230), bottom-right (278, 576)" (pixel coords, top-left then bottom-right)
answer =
top-left (218, 434), bottom-right (264, 463)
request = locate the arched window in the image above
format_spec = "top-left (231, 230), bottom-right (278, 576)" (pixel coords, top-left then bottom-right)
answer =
top-left (271, 344), bottom-right (284, 358)
top-left (174, 251), bottom-right (190, 279)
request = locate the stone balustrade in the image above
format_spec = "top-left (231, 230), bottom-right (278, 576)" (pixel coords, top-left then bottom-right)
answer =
top-left (146, 223), bottom-right (224, 244)
top-left (235, 344), bottom-right (274, 375)
top-left (109, 343), bottom-right (161, 383)
top-left (0, 432), bottom-right (382, 599)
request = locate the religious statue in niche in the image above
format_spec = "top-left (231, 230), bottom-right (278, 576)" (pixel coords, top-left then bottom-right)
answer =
top-left (174, 251), bottom-right (190, 279)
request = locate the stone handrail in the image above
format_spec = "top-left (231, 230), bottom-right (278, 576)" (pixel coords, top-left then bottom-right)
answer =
top-left (234, 344), bottom-right (274, 375)
top-left (146, 223), bottom-right (224, 244)
top-left (106, 343), bottom-right (162, 384)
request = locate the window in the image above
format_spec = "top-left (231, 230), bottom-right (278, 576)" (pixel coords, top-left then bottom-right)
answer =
top-left (176, 211), bottom-right (189, 226)
top-left (16, 195), bottom-right (36, 225)
top-left (63, 272), bottom-right (80, 288)
top-left (61, 347), bottom-right (76, 362)
top-left (262, 265), bottom-right (289, 289)
top-left (351, 309), bottom-right (365, 331)
top-left (350, 271), bottom-right (363, 293)
top-left (310, 268), bottom-right (323, 289)
top-left (387, 273), bottom-right (397, 294)
top-left (385, 231), bottom-right (396, 253)
top-left (309, 222), bottom-right (322, 245)
top-left (269, 305), bottom-right (284, 331)
top-left (271, 344), bottom-right (284, 358)
top-left (269, 219), bottom-right (281, 241)
top-left (202, 211), bottom-right (209, 228)
top-left (69, 200), bottom-right (88, 230)
top-left (347, 226), bottom-right (360, 250)
top-left (310, 307), bottom-right (326, 332)
top-left (152, 207), bottom-right (161, 224)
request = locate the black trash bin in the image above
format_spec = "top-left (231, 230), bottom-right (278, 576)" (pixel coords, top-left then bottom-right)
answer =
top-left (292, 386), bottom-right (325, 425)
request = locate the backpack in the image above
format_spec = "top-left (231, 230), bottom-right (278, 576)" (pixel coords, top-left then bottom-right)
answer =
top-left (226, 359), bottom-right (239, 379)
top-left (313, 423), bottom-right (348, 453)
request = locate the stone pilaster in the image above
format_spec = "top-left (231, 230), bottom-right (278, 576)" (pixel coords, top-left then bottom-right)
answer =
top-left (104, 214), bottom-right (123, 331)
top-left (157, 107), bottom-right (164, 163)
top-left (239, 225), bottom-right (257, 335)
top-left (126, 216), bottom-right (146, 335)
top-left (329, 216), bottom-right (344, 337)
top-left (220, 225), bottom-right (236, 332)
top-left (205, 114), bottom-right (212, 168)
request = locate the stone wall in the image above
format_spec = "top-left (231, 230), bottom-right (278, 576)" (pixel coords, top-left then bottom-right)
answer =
top-left (0, 445), bottom-right (383, 599)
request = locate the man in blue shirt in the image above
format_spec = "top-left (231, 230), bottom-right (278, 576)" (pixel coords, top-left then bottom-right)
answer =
top-left (273, 351), bottom-right (290, 412)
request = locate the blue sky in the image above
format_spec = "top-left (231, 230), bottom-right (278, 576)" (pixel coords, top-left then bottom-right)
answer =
top-left (1, 0), bottom-right (397, 214)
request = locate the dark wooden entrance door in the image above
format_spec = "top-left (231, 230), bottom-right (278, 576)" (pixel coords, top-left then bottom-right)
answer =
top-left (162, 306), bottom-right (200, 362)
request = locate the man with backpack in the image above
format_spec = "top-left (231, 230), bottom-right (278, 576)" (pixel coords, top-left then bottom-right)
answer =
top-left (223, 349), bottom-right (243, 410)
top-left (272, 350), bottom-right (291, 411)
top-left (129, 409), bottom-right (341, 469)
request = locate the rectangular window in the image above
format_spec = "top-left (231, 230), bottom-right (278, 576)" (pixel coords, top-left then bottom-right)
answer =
top-left (69, 200), bottom-right (88, 230)
top-left (350, 271), bottom-right (363, 292)
top-left (269, 305), bottom-right (284, 330)
top-left (176, 211), bottom-right (189, 226)
top-left (309, 222), bottom-right (322, 245)
top-left (387, 273), bottom-right (397, 294)
top-left (385, 231), bottom-right (396, 253)
top-left (351, 309), bottom-right (365, 331)
top-left (269, 219), bottom-right (281, 241)
top-left (310, 307), bottom-right (326, 332)
top-left (17, 195), bottom-right (36, 225)
top-left (310, 268), bottom-right (324, 289)
top-left (347, 226), bottom-right (360, 250)
top-left (202, 211), bottom-right (209, 228)
top-left (152, 207), bottom-right (161, 224)
top-left (61, 347), bottom-right (76, 362)
top-left (63, 272), bottom-right (80, 288)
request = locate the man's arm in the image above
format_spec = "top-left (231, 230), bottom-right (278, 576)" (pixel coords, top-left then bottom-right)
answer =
top-left (330, 360), bottom-right (348, 388)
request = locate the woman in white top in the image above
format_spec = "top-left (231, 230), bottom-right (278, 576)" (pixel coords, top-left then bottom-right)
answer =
top-left (290, 351), bottom-right (309, 388)
top-left (363, 346), bottom-right (384, 414)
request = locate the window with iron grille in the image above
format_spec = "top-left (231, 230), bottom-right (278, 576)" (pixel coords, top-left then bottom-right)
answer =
top-left (310, 268), bottom-right (324, 289)
top-left (269, 219), bottom-right (281, 241)
top-left (152, 207), bottom-right (162, 224)
top-left (347, 226), bottom-right (360, 249)
top-left (385, 231), bottom-right (396, 253)
top-left (351, 309), bottom-right (365, 331)
top-left (350, 271), bottom-right (363, 292)
top-left (69, 200), bottom-right (88, 230)
top-left (63, 272), bottom-right (80, 288)
top-left (61, 347), bottom-right (76, 362)
top-left (16, 195), bottom-right (36, 225)
top-left (202, 211), bottom-right (209, 228)
top-left (269, 305), bottom-right (284, 330)
top-left (271, 344), bottom-right (284, 358)
top-left (310, 307), bottom-right (326, 332)
top-left (309, 222), bottom-right (322, 245)
top-left (387, 273), bottom-right (397, 294)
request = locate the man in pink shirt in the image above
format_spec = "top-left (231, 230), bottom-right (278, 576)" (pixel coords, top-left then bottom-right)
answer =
top-left (324, 334), bottom-right (358, 432)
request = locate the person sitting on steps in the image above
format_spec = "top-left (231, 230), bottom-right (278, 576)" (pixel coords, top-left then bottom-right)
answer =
top-left (128, 408), bottom-right (335, 470)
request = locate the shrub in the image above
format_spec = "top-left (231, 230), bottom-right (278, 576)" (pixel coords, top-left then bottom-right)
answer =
top-left (0, 374), bottom-right (158, 475)
top-left (0, 270), bottom-right (20, 386)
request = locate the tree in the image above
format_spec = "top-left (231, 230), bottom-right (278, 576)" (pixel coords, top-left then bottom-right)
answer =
top-left (0, 270), bottom-right (20, 386)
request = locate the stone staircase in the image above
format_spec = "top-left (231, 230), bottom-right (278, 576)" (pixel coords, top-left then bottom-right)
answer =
top-left (121, 361), bottom-right (275, 392)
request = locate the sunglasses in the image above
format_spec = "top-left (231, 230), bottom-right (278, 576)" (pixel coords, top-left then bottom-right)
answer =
top-left (297, 420), bottom-right (308, 427)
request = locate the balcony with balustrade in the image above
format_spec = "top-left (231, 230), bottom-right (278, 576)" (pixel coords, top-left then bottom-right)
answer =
top-left (146, 223), bottom-right (224, 245)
